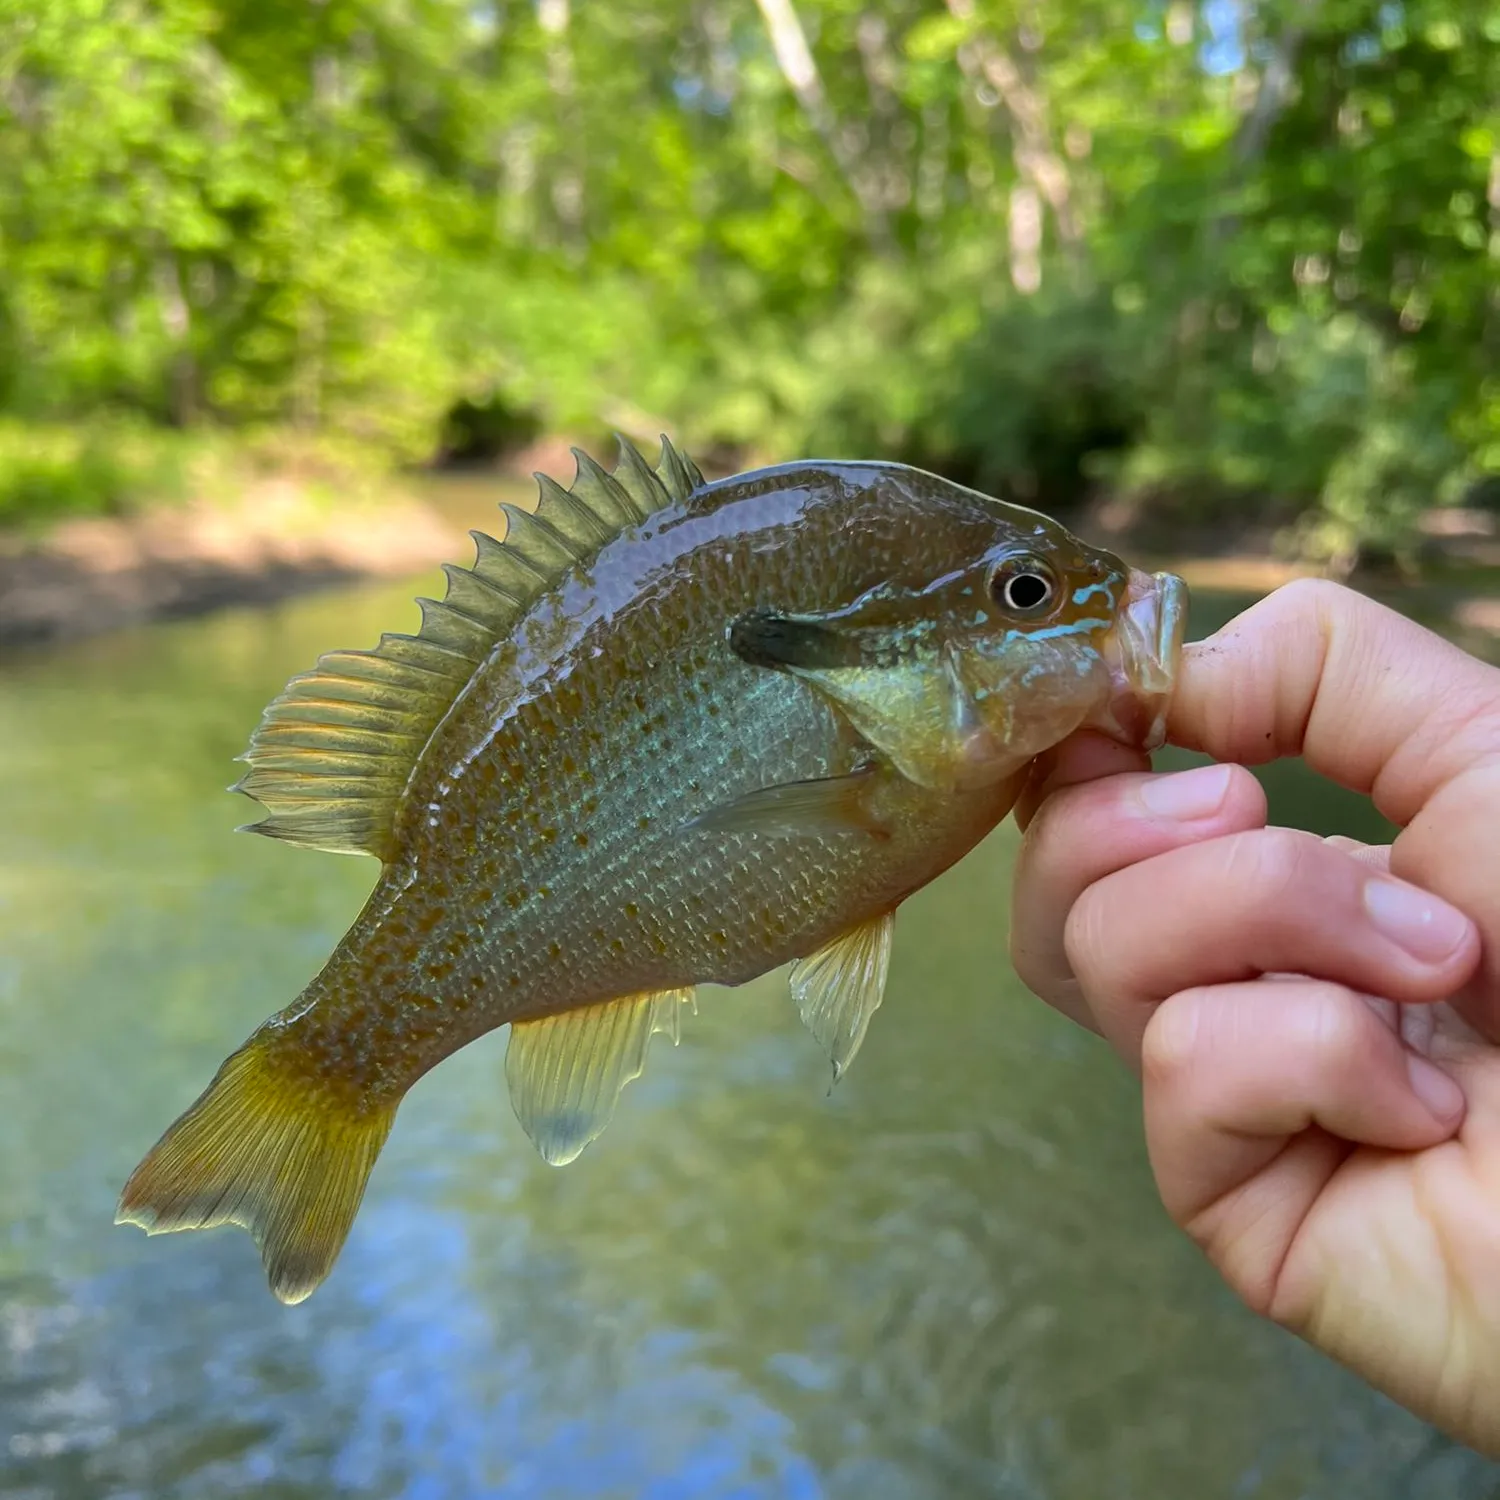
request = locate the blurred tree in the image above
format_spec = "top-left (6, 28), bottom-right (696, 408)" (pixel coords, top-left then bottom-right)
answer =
top-left (0, 0), bottom-right (1492, 553)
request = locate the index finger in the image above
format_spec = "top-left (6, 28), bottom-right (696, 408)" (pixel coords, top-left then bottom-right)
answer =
top-left (1169, 579), bottom-right (1500, 1034)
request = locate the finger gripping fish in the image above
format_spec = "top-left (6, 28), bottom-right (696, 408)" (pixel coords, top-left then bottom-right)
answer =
top-left (117, 438), bottom-right (1188, 1303)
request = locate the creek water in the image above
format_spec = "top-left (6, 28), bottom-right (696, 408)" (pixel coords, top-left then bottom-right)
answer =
top-left (2, 532), bottom-right (1498, 1498)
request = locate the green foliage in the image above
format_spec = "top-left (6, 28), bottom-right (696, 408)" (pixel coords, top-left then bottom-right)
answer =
top-left (0, 0), bottom-right (1494, 555)
top-left (0, 418), bottom-right (208, 527)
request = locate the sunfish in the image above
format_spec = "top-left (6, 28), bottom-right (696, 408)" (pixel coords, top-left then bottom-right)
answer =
top-left (118, 438), bottom-right (1187, 1303)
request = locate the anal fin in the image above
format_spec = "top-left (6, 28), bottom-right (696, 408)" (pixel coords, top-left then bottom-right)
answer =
top-left (789, 912), bottom-right (896, 1084)
top-left (505, 988), bottom-right (695, 1165)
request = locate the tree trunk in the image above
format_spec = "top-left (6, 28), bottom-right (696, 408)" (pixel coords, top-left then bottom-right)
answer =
top-left (754, 0), bottom-right (892, 249)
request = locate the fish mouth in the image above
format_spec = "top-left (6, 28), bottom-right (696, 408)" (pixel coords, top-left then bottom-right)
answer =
top-left (1095, 569), bottom-right (1189, 751)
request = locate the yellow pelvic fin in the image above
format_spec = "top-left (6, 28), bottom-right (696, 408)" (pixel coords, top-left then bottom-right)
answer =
top-left (232, 435), bottom-right (704, 859)
top-left (505, 988), bottom-right (696, 1166)
top-left (789, 911), bottom-right (896, 1084)
top-left (115, 1033), bottom-right (396, 1305)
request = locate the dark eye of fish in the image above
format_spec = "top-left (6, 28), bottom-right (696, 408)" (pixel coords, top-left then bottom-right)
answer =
top-left (988, 557), bottom-right (1057, 616)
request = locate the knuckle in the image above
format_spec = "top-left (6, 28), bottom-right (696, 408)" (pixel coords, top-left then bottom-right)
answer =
top-left (1141, 989), bottom-right (1208, 1085)
top-left (1301, 980), bottom-right (1371, 1060)
top-left (1226, 826), bottom-right (1324, 913)
top-left (1271, 576), bottom-right (1348, 619)
top-left (1061, 884), bottom-right (1114, 990)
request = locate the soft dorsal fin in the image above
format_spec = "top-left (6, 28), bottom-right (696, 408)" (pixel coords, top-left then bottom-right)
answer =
top-left (232, 435), bottom-right (705, 858)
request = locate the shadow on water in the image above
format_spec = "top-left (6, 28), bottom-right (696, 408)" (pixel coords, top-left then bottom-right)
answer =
top-left (2, 576), bottom-right (1499, 1499)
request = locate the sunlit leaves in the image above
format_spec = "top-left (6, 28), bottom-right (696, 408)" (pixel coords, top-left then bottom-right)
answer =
top-left (0, 0), bottom-right (1492, 549)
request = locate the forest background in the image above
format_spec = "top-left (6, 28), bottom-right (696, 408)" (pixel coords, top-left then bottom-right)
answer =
top-left (0, 0), bottom-right (1495, 573)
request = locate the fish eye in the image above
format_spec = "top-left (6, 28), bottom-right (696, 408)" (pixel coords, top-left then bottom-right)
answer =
top-left (988, 558), bottom-right (1057, 617)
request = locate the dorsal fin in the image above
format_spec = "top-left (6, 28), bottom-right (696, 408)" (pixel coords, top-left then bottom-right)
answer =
top-left (232, 434), bottom-right (705, 859)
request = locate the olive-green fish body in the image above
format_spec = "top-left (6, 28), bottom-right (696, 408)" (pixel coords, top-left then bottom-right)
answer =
top-left (118, 442), bottom-right (1187, 1303)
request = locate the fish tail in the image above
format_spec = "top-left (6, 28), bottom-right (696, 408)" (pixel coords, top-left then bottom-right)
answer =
top-left (115, 1029), bottom-right (396, 1305)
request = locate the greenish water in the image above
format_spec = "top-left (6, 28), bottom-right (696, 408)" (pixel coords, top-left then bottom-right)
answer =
top-left (2, 575), bottom-right (1498, 1500)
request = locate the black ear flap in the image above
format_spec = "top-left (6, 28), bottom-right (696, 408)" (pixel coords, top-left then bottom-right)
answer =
top-left (727, 609), bottom-right (866, 672)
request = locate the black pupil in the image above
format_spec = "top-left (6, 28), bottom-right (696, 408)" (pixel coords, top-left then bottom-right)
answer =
top-left (1004, 571), bottom-right (1051, 610)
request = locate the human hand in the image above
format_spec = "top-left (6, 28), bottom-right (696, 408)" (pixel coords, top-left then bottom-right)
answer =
top-left (1009, 578), bottom-right (1500, 1455)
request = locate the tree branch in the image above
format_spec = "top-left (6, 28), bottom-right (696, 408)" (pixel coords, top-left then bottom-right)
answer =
top-left (754, 0), bottom-right (892, 248)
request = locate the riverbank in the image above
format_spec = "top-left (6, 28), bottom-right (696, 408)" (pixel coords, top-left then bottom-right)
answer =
top-left (1, 445), bottom-right (1495, 652)
top-left (0, 477), bottom-right (458, 648)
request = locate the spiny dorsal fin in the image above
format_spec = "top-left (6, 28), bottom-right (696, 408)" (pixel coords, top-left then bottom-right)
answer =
top-left (232, 434), bottom-right (704, 858)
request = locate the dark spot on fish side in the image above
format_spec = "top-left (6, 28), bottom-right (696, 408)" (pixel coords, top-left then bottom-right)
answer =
top-left (625, 902), bottom-right (639, 919)
top-left (575, 832), bottom-right (590, 848)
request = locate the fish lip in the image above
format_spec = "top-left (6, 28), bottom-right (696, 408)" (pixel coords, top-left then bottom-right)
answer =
top-left (1098, 570), bottom-right (1189, 751)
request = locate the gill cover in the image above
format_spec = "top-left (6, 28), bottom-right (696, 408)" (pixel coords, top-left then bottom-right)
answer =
top-left (728, 588), bottom-right (1116, 794)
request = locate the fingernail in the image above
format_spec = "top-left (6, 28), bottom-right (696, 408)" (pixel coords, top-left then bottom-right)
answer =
top-left (1406, 1053), bottom-right (1465, 1121)
top-left (1363, 878), bottom-right (1471, 963)
top-left (1139, 763), bottom-right (1233, 821)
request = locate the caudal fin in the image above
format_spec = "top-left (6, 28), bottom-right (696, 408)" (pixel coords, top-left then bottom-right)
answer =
top-left (115, 1034), bottom-right (396, 1304)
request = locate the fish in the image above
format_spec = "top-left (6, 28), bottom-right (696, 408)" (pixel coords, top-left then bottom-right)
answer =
top-left (116, 437), bottom-right (1188, 1304)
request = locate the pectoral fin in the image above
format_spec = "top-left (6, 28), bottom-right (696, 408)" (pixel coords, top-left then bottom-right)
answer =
top-left (684, 767), bottom-right (889, 838)
top-left (505, 989), bottom-right (695, 1165)
top-left (789, 911), bottom-right (896, 1084)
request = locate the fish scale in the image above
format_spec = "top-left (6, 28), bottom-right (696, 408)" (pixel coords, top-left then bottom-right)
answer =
top-left (116, 437), bottom-right (1187, 1303)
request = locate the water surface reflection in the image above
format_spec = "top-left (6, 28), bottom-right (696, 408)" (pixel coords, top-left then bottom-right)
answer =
top-left (2, 580), bottom-right (1497, 1498)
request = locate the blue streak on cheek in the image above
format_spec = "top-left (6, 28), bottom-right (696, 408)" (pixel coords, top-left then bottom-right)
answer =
top-left (1072, 580), bottom-right (1116, 607)
top-left (999, 617), bottom-right (1110, 647)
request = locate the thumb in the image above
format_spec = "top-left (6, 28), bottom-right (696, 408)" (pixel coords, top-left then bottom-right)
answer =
top-left (1168, 580), bottom-right (1500, 1038)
